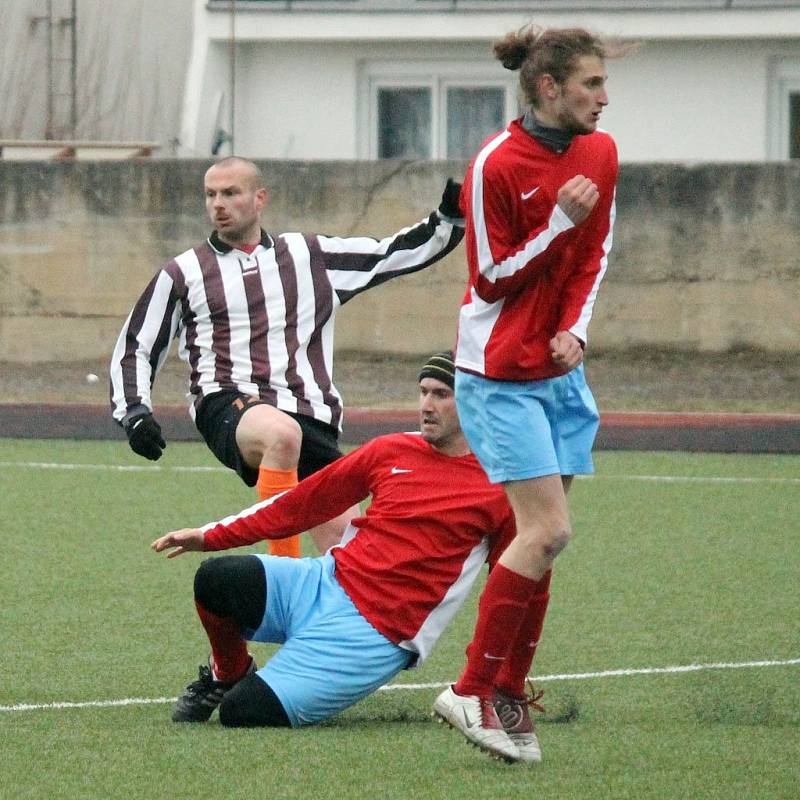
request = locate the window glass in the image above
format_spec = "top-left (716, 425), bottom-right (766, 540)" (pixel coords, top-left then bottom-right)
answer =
top-left (790, 92), bottom-right (800, 159)
top-left (446, 87), bottom-right (505, 158)
top-left (378, 87), bottom-right (431, 158)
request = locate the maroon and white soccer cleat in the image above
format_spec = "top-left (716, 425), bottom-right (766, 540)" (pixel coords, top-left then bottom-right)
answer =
top-left (493, 683), bottom-right (545, 763)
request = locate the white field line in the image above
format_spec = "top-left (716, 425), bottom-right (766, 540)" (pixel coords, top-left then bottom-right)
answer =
top-left (384, 657), bottom-right (800, 691)
top-left (2, 658), bottom-right (798, 714)
top-left (0, 461), bottom-right (227, 473)
top-left (579, 474), bottom-right (800, 485)
top-left (0, 461), bottom-right (798, 484)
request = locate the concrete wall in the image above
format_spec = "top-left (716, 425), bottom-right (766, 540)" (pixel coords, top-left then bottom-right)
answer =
top-left (1, 159), bottom-right (798, 363)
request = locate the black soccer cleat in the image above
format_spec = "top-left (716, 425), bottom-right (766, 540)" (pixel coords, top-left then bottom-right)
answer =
top-left (172, 659), bottom-right (255, 723)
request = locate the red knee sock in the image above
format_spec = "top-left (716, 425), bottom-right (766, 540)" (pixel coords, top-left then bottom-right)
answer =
top-left (494, 570), bottom-right (551, 697)
top-left (454, 564), bottom-right (539, 699)
top-left (195, 600), bottom-right (251, 684)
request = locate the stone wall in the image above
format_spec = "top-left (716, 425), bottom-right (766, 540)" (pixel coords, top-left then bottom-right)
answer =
top-left (0, 159), bottom-right (798, 362)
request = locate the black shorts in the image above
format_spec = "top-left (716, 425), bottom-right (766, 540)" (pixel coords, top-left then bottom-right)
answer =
top-left (195, 391), bottom-right (343, 486)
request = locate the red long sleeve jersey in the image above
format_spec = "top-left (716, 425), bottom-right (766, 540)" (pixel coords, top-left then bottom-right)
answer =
top-left (456, 118), bottom-right (618, 381)
top-left (201, 432), bottom-right (516, 665)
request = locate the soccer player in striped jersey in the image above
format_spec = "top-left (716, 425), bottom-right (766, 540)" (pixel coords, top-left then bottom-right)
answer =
top-left (434, 26), bottom-right (624, 761)
top-left (111, 157), bottom-right (463, 556)
top-left (151, 351), bottom-right (537, 763)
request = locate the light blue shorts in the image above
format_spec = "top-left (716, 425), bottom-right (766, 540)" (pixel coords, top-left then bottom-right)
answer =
top-left (455, 365), bottom-right (600, 483)
top-left (247, 553), bottom-right (413, 727)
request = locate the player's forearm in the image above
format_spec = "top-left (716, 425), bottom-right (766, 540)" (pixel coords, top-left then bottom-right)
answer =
top-left (201, 455), bottom-right (370, 550)
top-left (324, 211), bottom-right (464, 300)
top-left (110, 340), bottom-right (155, 422)
top-left (200, 495), bottom-right (312, 550)
top-left (201, 516), bottom-right (293, 550)
top-left (472, 207), bottom-right (574, 303)
top-left (557, 223), bottom-right (614, 339)
top-left (109, 272), bottom-right (178, 421)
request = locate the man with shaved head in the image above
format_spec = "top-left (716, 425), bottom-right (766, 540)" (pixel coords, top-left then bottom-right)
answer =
top-left (111, 157), bottom-right (463, 555)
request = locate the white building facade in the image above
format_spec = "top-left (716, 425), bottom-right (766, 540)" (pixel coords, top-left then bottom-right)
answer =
top-left (3, 1), bottom-right (800, 164)
top-left (179, 0), bottom-right (800, 163)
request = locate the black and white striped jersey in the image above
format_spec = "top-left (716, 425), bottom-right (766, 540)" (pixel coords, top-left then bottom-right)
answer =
top-left (110, 211), bottom-right (464, 431)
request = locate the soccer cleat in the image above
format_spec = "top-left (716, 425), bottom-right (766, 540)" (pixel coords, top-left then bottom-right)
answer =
top-left (172, 658), bottom-right (255, 722)
top-left (432, 685), bottom-right (520, 763)
top-left (494, 683), bottom-right (545, 763)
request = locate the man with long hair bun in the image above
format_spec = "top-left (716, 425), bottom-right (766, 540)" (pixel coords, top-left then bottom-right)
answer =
top-left (433, 25), bottom-right (624, 763)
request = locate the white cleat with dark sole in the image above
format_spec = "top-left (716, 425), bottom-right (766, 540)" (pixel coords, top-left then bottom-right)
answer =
top-left (432, 686), bottom-right (520, 763)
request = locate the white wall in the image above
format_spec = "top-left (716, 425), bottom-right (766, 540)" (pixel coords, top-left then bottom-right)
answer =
top-left (233, 40), bottom-right (504, 160)
top-left (237, 42), bottom-right (360, 159)
top-left (5, 1), bottom-right (800, 162)
top-left (221, 37), bottom-right (796, 163)
top-left (605, 39), bottom-right (791, 162)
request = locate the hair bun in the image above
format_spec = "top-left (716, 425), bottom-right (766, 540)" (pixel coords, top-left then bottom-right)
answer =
top-left (497, 42), bottom-right (528, 71)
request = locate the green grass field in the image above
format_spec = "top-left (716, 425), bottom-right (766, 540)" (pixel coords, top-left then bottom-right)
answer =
top-left (1, 439), bottom-right (798, 800)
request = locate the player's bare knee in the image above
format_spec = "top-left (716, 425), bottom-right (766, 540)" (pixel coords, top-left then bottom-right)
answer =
top-left (252, 414), bottom-right (302, 463)
top-left (515, 518), bottom-right (572, 561)
top-left (263, 423), bottom-right (302, 464)
top-left (542, 524), bottom-right (572, 559)
top-left (237, 407), bottom-right (303, 467)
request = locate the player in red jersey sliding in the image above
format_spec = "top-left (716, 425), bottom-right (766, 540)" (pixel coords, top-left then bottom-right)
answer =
top-left (434, 25), bottom-right (626, 761)
top-left (152, 351), bottom-right (550, 763)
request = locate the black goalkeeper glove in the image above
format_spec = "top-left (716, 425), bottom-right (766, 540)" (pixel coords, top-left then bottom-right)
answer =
top-left (124, 412), bottom-right (166, 461)
top-left (438, 178), bottom-right (463, 218)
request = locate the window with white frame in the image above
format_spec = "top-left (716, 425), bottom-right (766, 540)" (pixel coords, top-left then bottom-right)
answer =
top-left (769, 58), bottom-right (800, 160)
top-left (360, 61), bottom-right (519, 160)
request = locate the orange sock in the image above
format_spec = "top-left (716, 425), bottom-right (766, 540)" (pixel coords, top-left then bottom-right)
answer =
top-left (256, 466), bottom-right (302, 558)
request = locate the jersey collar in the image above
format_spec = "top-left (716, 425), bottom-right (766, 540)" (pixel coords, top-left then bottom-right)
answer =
top-left (521, 110), bottom-right (576, 154)
top-left (208, 229), bottom-right (274, 254)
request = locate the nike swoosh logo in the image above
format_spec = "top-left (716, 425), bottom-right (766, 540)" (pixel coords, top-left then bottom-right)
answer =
top-left (483, 652), bottom-right (505, 661)
top-left (521, 187), bottom-right (540, 200)
top-left (391, 467), bottom-right (413, 474)
top-left (461, 706), bottom-right (478, 730)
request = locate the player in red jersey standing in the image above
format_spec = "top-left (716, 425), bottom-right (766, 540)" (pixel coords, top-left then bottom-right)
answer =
top-left (151, 351), bottom-right (534, 762)
top-left (433, 26), bottom-right (624, 761)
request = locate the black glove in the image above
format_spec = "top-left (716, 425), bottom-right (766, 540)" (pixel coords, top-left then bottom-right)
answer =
top-left (438, 178), bottom-right (463, 218)
top-left (124, 412), bottom-right (166, 461)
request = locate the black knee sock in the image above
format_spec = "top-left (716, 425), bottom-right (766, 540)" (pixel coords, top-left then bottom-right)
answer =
top-left (219, 674), bottom-right (291, 728)
top-left (194, 555), bottom-right (266, 630)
